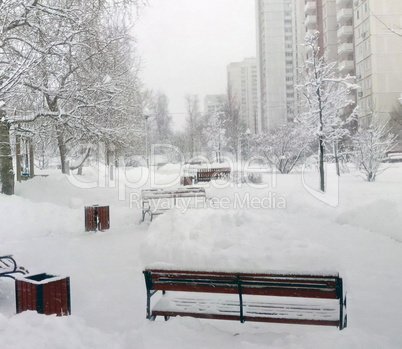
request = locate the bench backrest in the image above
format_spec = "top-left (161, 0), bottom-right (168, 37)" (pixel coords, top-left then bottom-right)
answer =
top-left (141, 188), bottom-right (206, 201)
top-left (197, 168), bottom-right (231, 176)
top-left (143, 269), bottom-right (343, 300)
top-left (197, 168), bottom-right (231, 173)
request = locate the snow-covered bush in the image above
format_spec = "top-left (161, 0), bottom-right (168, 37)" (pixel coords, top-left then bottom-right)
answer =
top-left (352, 120), bottom-right (397, 181)
top-left (250, 123), bottom-right (310, 174)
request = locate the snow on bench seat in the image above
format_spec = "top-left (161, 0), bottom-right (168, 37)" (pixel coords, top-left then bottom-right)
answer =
top-left (151, 292), bottom-right (340, 325)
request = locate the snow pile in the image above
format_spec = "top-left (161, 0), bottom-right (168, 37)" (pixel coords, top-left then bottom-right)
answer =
top-left (141, 208), bottom-right (341, 273)
top-left (0, 312), bottom-right (126, 349)
top-left (0, 163), bottom-right (402, 348)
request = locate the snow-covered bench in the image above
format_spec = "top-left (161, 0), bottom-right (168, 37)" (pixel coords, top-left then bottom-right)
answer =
top-left (0, 255), bottom-right (28, 279)
top-left (143, 268), bottom-right (347, 330)
top-left (141, 187), bottom-right (207, 222)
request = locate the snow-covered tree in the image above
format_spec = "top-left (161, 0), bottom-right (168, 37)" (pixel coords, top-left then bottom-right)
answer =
top-left (184, 94), bottom-right (203, 157)
top-left (223, 83), bottom-right (245, 159)
top-left (0, 1), bottom-right (43, 194)
top-left (148, 91), bottom-right (173, 144)
top-left (250, 123), bottom-right (310, 174)
top-left (204, 111), bottom-right (227, 163)
top-left (1, 1), bottom-right (145, 175)
top-left (352, 118), bottom-right (397, 182)
top-left (296, 31), bottom-right (358, 191)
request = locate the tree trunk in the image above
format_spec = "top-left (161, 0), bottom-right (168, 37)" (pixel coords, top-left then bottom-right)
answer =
top-left (334, 142), bottom-right (340, 176)
top-left (0, 114), bottom-right (15, 195)
top-left (319, 137), bottom-right (325, 192)
top-left (56, 131), bottom-right (68, 174)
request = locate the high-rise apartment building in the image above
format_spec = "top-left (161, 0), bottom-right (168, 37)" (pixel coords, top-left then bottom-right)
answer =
top-left (257, 0), bottom-right (402, 139)
top-left (204, 94), bottom-right (226, 116)
top-left (353, 1), bottom-right (402, 127)
top-left (227, 58), bottom-right (258, 133)
top-left (303, 0), bottom-right (402, 128)
top-left (255, 0), bottom-right (304, 133)
top-left (304, 0), bottom-right (339, 61)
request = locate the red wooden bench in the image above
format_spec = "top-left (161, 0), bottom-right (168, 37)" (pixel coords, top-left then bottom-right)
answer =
top-left (196, 168), bottom-right (231, 182)
top-left (143, 268), bottom-right (347, 330)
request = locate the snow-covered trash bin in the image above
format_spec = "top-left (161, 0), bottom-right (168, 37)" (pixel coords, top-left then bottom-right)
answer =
top-left (15, 273), bottom-right (71, 316)
top-left (85, 205), bottom-right (110, 231)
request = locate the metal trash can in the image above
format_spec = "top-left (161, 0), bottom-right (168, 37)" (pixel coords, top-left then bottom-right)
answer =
top-left (182, 176), bottom-right (193, 186)
top-left (85, 205), bottom-right (110, 231)
top-left (16, 273), bottom-right (71, 316)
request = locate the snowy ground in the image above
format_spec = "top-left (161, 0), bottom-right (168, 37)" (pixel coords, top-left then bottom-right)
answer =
top-left (0, 162), bottom-right (402, 348)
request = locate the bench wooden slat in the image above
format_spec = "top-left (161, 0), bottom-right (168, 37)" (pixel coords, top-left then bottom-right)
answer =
top-left (152, 283), bottom-right (339, 299)
top-left (147, 269), bottom-right (339, 279)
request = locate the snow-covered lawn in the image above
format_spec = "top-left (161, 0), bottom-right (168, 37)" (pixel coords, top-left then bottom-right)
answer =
top-left (1, 163), bottom-right (401, 348)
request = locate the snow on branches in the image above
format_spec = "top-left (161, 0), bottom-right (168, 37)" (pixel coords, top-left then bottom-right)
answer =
top-left (250, 123), bottom-right (310, 174)
top-left (296, 31), bottom-right (358, 145)
top-left (296, 31), bottom-right (358, 191)
top-left (203, 110), bottom-right (227, 163)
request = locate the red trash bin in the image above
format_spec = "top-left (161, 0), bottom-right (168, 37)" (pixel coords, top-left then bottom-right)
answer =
top-left (16, 273), bottom-right (71, 316)
top-left (85, 205), bottom-right (110, 231)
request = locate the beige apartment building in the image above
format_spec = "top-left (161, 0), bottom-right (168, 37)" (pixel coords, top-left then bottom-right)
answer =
top-left (257, 0), bottom-right (402, 135)
top-left (226, 58), bottom-right (258, 133)
top-left (255, 0), bottom-right (305, 133)
top-left (354, 1), bottom-right (402, 127)
top-left (303, 0), bottom-right (402, 127)
top-left (204, 94), bottom-right (226, 116)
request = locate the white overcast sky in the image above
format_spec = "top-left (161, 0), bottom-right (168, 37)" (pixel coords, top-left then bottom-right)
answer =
top-left (134, 0), bottom-right (256, 129)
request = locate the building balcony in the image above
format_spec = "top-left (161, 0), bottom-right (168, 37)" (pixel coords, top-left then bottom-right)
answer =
top-left (304, 1), bottom-right (316, 15)
top-left (338, 59), bottom-right (354, 73)
top-left (305, 15), bottom-right (317, 28)
top-left (338, 42), bottom-right (354, 55)
top-left (337, 8), bottom-right (353, 22)
top-left (336, 0), bottom-right (352, 6)
top-left (337, 25), bottom-right (353, 39)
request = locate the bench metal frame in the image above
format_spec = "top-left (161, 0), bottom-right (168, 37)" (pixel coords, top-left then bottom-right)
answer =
top-left (0, 255), bottom-right (28, 279)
